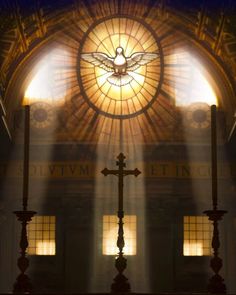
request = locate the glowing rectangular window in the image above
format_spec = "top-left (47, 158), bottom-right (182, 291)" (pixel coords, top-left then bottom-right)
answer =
top-left (103, 215), bottom-right (136, 256)
top-left (27, 216), bottom-right (56, 255)
top-left (183, 216), bottom-right (212, 256)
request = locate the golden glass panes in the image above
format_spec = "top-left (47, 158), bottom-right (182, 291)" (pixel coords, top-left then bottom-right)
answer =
top-left (79, 17), bottom-right (161, 118)
top-left (183, 216), bottom-right (212, 256)
top-left (27, 216), bottom-right (56, 255)
top-left (103, 215), bottom-right (137, 255)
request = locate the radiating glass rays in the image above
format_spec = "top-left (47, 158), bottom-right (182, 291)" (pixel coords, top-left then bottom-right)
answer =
top-left (79, 17), bottom-right (161, 118)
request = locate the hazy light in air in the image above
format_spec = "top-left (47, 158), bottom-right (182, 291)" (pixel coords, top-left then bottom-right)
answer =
top-left (24, 48), bottom-right (71, 105)
top-left (25, 63), bottom-right (55, 100)
top-left (173, 52), bottom-right (218, 106)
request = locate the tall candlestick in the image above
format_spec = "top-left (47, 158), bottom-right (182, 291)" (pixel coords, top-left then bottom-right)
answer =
top-left (13, 105), bottom-right (36, 293)
top-left (204, 104), bottom-right (227, 293)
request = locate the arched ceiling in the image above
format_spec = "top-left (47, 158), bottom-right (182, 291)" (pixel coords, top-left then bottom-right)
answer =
top-left (0, 0), bottom-right (236, 143)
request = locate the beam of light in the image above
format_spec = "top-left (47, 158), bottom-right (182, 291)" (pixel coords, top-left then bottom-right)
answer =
top-left (23, 48), bottom-right (72, 105)
top-left (172, 51), bottom-right (218, 107)
top-left (176, 50), bottom-right (230, 272)
top-left (90, 129), bottom-right (150, 292)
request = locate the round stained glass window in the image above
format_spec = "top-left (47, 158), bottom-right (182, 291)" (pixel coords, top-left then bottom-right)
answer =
top-left (78, 17), bottom-right (163, 119)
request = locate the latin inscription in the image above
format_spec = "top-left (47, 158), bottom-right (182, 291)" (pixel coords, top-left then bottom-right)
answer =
top-left (0, 162), bottom-right (92, 178)
top-left (0, 161), bottom-right (232, 179)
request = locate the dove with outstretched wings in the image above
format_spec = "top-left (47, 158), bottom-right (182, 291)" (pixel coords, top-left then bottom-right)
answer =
top-left (81, 47), bottom-right (158, 87)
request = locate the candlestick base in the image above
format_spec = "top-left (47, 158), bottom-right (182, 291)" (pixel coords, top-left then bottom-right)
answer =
top-left (111, 255), bottom-right (130, 293)
top-left (13, 273), bottom-right (32, 294)
top-left (13, 210), bottom-right (36, 293)
top-left (111, 273), bottom-right (131, 293)
top-left (208, 273), bottom-right (226, 294)
top-left (204, 209), bottom-right (227, 294)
